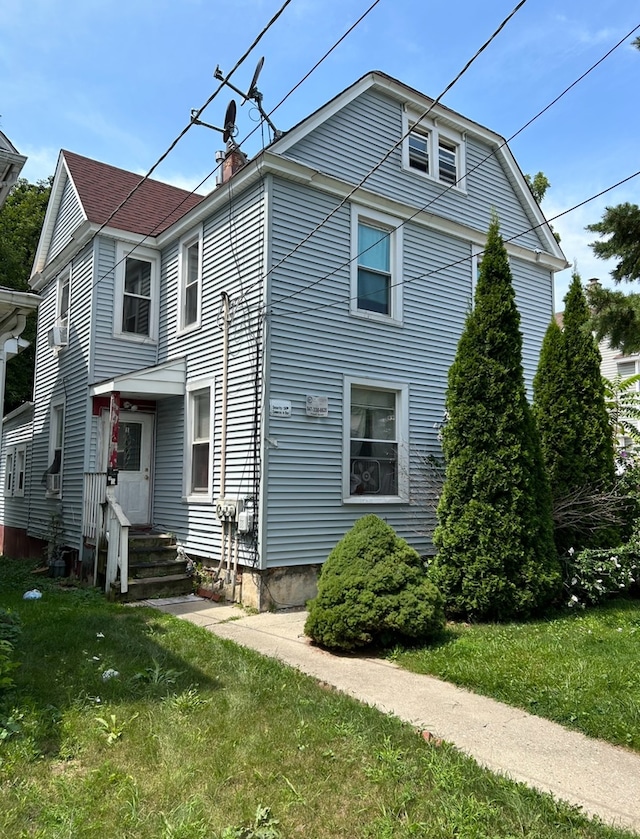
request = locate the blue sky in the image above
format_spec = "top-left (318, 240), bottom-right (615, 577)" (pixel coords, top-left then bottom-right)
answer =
top-left (1, 0), bottom-right (638, 308)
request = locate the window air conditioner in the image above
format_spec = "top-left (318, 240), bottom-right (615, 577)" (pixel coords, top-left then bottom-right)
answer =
top-left (46, 473), bottom-right (61, 494)
top-left (48, 325), bottom-right (68, 348)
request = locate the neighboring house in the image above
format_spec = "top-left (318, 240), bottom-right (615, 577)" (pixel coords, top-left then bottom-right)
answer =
top-left (0, 131), bottom-right (41, 512)
top-left (599, 337), bottom-right (640, 456)
top-left (0, 71), bottom-right (567, 608)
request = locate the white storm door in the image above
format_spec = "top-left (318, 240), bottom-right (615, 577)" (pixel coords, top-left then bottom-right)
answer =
top-left (114, 411), bottom-right (154, 525)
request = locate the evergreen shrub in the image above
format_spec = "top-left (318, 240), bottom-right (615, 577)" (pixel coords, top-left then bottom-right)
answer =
top-left (304, 515), bottom-right (445, 651)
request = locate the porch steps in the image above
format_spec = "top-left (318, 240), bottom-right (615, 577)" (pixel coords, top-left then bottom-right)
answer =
top-left (114, 531), bottom-right (193, 602)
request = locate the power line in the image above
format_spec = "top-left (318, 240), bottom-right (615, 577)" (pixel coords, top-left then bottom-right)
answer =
top-left (90, 0), bottom-right (295, 242)
top-left (254, 0), bottom-right (529, 303)
top-left (269, 167), bottom-right (640, 320)
top-left (87, 0), bottom-right (384, 295)
top-left (266, 21), bottom-right (640, 313)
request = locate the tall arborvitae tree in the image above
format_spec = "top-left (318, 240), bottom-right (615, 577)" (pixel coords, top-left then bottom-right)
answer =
top-left (534, 273), bottom-right (616, 551)
top-left (533, 318), bottom-right (574, 502)
top-left (430, 217), bottom-right (560, 621)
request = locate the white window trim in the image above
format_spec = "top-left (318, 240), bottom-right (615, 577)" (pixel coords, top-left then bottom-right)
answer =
top-left (114, 243), bottom-right (159, 343)
top-left (4, 451), bottom-right (14, 497)
top-left (14, 444), bottom-right (26, 498)
top-left (46, 400), bottom-right (65, 499)
top-left (402, 109), bottom-right (467, 192)
top-left (183, 378), bottom-right (214, 503)
top-left (343, 376), bottom-right (409, 504)
top-left (56, 266), bottom-right (71, 326)
top-left (471, 243), bottom-right (481, 305)
top-left (350, 205), bottom-right (403, 325)
top-left (178, 227), bottom-right (203, 334)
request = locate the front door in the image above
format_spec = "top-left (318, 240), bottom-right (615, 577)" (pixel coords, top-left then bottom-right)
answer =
top-left (114, 411), bottom-right (154, 525)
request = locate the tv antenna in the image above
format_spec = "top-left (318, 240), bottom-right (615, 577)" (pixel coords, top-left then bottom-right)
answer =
top-left (190, 99), bottom-right (238, 145)
top-left (213, 56), bottom-right (282, 140)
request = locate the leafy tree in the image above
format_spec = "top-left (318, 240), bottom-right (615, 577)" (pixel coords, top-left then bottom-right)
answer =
top-left (0, 177), bottom-right (51, 413)
top-left (525, 171), bottom-right (550, 204)
top-left (304, 515), bottom-right (445, 651)
top-left (430, 217), bottom-right (560, 621)
top-left (585, 39), bottom-right (640, 350)
top-left (603, 372), bottom-right (640, 449)
top-left (533, 274), bottom-right (616, 551)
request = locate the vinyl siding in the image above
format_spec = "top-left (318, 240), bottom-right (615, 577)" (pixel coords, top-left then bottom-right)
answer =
top-left (281, 88), bottom-right (547, 255)
top-left (262, 176), bottom-right (552, 568)
top-left (49, 175), bottom-right (84, 262)
top-left (91, 237), bottom-right (159, 385)
top-left (263, 177), bottom-right (472, 567)
top-left (28, 244), bottom-right (93, 548)
top-left (151, 181), bottom-right (265, 565)
top-left (0, 408), bottom-right (34, 529)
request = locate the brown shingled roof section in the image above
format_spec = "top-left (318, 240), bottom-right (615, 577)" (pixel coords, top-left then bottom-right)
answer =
top-left (62, 150), bottom-right (204, 236)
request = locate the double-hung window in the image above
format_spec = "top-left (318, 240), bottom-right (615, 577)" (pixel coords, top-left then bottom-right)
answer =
top-left (185, 382), bottom-right (213, 499)
top-left (14, 445), bottom-right (26, 497)
top-left (404, 111), bottom-right (465, 190)
top-left (46, 402), bottom-right (65, 497)
top-left (351, 207), bottom-right (402, 323)
top-left (4, 451), bottom-right (13, 497)
top-left (408, 129), bottom-right (429, 174)
top-left (344, 377), bottom-right (408, 502)
top-left (4, 445), bottom-right (26, 498)
top-left (49, 267), bottom-right (70, 350)
top-left (115, 244), bottom-right (158, 341)
top-left (179, 229), bottom-right (203, 332)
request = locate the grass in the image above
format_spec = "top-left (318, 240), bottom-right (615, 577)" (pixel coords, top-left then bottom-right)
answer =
top-left (0, 558), bottom-right (636, 839)
top-left (391, 599), bottom-right (640, 750)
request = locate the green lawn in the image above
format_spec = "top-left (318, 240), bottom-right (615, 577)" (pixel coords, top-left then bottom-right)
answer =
top-left (0, 558), bottom-right (636, 839)
top-left (391, 599), bottom-right (640, 751)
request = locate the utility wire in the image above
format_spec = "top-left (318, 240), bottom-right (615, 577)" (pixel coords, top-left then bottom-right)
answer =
top-left (254, 0), bottom-right (529, 300)
top-left (87, 0), bottom-right (384, 294)
top-left (88, 0), bottom-right (294, 245)
top-left (267, 21), bottom-right (640, 312)
top-left (270, 167), bottom-right (640, 320)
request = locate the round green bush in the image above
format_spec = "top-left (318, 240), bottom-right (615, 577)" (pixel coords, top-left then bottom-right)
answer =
top-left (304, 515), bottom-right (445, 651)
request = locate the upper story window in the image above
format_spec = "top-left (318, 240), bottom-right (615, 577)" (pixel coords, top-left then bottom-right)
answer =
top-left (58, 269), bottom-right (70, 325)
top-left (48, 267), bottom-right (71, 351)
top-left (403, 110), bottom-right (466, 191)
top-left (179, 228), bottom-right (203, 332)
top-left (115, 244), bottom-right (158, 342)
top-left (350, 206), bottom-right (403, 325)
top-left (408, 129), bottom-right (429, 174)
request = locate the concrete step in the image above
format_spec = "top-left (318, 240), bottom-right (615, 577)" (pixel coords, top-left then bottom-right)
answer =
top-left (128, 557), bottom-right (189, 579)
top-left (116, 574), bottom-right (194, 602)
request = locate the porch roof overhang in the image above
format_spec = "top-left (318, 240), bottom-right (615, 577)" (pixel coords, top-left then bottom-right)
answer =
top-left (89, 357), bottom-right (186, 399)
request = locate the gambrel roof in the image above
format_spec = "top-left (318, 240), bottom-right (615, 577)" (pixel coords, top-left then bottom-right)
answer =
top-left (31, 151), bottom-right (204, 285)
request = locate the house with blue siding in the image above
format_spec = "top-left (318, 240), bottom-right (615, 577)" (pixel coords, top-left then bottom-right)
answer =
top-left (0, 71), bottom-right (567, 608)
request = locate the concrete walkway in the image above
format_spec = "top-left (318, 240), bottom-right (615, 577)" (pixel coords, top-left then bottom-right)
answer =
top-left (148, 595), bottom-right (640, 834)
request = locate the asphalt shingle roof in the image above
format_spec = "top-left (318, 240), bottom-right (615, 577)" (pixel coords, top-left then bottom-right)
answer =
top-left (62, 150), bottom-right (204, 236)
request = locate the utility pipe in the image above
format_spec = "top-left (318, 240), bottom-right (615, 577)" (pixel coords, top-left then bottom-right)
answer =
top-left (219, 292), bottom-right (231, 581)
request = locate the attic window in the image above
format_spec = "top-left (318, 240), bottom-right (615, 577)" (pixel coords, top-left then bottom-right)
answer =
top-left (404, 113), bottom-right (466, 191)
